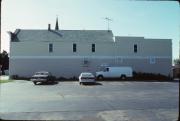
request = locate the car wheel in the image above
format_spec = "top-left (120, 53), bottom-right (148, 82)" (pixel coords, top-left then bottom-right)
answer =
top-left (120, 75), bottom-right (126, 80)
top-left (98, 75), bottom-right (103, 80)
top-left (79, 82), bottom-right (82, 85)
top-left (33, 82), bottom-right (37, 85)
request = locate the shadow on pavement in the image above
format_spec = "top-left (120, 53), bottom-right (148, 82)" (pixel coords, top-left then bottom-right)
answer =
top-left (36, 81), bottom-right (59, 85)
top-left (82, 82), bottom-right (102, 86)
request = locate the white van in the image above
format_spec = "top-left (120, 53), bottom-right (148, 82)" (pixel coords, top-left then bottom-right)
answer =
top-left (96, 67), bottom-right (133, 80)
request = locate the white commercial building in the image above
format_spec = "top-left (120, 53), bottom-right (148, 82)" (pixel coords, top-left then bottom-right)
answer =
top-left (9, 19), bottom-right (172, 78)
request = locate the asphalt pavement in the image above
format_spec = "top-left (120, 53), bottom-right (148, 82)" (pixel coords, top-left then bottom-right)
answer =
top-left (0, 80), bottom-right (179, 121)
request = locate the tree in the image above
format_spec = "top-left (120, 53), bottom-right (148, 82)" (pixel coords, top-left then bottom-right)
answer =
top-left (0, 50), bottom-right (9, 75)
top-left (174, 58), bottom-right (180, 65)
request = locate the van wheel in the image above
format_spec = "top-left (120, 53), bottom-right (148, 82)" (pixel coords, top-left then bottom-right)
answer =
top-left (120, 75), bottom-right (126, 80)
top-left (98, 75), bottom-right (103, 80)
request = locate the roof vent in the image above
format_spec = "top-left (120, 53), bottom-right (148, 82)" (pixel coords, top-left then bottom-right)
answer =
top-left (48, 24), bottom-right (51, 31)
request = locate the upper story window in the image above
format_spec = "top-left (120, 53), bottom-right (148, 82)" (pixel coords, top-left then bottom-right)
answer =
top-left (92, 44), bottom-right (95, 52)
top-left (73, 43), bottom-right (76, 52)
top-left (49, 43), bottom-right (53, 53)
top-left (134, 44), bottom-right (137, 53)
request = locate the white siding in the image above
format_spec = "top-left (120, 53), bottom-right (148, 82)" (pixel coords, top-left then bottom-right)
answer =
top-left (10, 41), bottom-right (116, 56)
top-left (9, 32), bottom-right (172, 78)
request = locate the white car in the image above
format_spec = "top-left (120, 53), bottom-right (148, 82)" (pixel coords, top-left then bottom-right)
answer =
top-left (79, 72), bottom-right (95, 85)
top-left (30, 71), bottom-right (55, 85)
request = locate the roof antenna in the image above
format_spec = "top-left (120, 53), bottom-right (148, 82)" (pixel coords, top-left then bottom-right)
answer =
top-left (104, 17), bottom-right (112, 32)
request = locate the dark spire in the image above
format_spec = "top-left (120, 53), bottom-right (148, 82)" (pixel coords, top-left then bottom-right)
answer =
top-left (48, 24), bottom-right (51, 31)
top-left (55, 17), bottom-right (59, 30)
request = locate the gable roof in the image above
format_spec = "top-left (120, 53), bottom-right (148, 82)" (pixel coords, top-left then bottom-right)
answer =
top-left (12, 29), bottom-right (114, 42)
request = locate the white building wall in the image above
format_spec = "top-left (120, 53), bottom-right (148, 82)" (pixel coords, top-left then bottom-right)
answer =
top-left (9, 36), bottom-right (172, 78)
top-left (10, 41), bottom-right (116, 56)
top-left (115, 37), bottom-right (172, 57)
top-left (9, 57), bottom-right (171, 78)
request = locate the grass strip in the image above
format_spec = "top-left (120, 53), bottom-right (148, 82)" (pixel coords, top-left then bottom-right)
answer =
top-left (0, 80), bottom-right (13, 83)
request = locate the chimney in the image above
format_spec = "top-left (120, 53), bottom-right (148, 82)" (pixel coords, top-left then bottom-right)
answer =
top-left (48, 24), bottom-right (51, 31)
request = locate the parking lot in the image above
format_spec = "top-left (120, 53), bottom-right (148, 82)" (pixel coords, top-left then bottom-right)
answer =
top-left (0, 80), bottom-right (179, 121)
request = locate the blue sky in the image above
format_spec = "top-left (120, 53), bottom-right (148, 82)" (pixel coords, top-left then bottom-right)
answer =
top-left (1, 0), bottom-right (180, 59)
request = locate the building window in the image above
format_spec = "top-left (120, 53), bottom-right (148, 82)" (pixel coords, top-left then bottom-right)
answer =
top-left (134, 44), bottom-right (137, 53)
top-left (73, 43), bottom-right (76, 52)
top-left (92, 44), bottom-right (95, 52)
top-left (150, 57), bottom-right (156, 64)
top-left (49, 43), bottom-right (53, 53)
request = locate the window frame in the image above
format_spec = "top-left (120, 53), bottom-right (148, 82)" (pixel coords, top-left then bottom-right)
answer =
top-left (49, 43), bottom-right (53, 53)
top-left (73, 43), bottom-right (77, 52)
top-left (92, 43), bottom-right (95, 52)
top-left (134, 44), bottom-right (137, 53)
top-left (150, 57), bottom-right (156, 64)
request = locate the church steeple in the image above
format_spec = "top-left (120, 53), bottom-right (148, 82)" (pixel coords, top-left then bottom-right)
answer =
top-left (55, 17), bottom-right (59, 30)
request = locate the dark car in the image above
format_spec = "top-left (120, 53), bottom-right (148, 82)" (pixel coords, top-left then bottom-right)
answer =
top-left (30, 71), bottom-right (55, 85)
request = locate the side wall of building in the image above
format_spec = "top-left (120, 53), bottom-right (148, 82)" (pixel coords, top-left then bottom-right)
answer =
top-left (9, 37), bottom-right (172, 78)
top-left (10, 41), bottom-right (115, 56)
top-left (10, 57), bottom-right (171, 78)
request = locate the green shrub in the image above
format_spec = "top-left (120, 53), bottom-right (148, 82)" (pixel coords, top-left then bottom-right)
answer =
top-left (133, 72), bottom-right (171, 80)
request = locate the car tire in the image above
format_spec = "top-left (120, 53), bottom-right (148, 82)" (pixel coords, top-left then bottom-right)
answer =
top-left (33, 82), bottom-right (37, 85)
top-left (79, 82), bottom-right (82, 85)
top-left (98, 75), bottom-right (103, 80)
top-left (120, 75), bottom-right (126, 80)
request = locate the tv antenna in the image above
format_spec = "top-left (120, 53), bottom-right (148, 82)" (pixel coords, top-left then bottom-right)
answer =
top-left (104, 17), bottom-right (112, 31)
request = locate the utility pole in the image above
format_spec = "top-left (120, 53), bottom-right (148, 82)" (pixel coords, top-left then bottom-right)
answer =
top-left (0, 0), bottom-right (2, 53)
top-left (177, 40), bottom-right (180, 121)
top-left (0, 0), bottom-right (2, 75)
top-left (178, 25), bottom-right (180, 121)
top-left (178, 46), bottom-right (180, 121)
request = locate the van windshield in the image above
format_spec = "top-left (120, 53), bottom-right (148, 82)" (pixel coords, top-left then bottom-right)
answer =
top-left (103, 68), bottom-right (109, 72)
top-left (81, 73), bottom-right (92, 77)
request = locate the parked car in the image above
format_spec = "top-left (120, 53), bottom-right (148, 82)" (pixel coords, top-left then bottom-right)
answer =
top-left (79, 72), bottom-right (95, 85)
top-left (30, 71), bottom-right (55, 85)
top-left (96, 67), bottom-right (133, 80)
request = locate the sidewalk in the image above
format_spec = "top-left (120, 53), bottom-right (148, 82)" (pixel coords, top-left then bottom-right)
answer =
top-left (0, 75), bottom-right (9, 80)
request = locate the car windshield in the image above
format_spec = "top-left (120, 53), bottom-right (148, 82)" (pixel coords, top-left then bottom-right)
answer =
top-left (81, 73), bottom-right (93, 77)
top-left (35, 72), bottom-right (48, 75)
